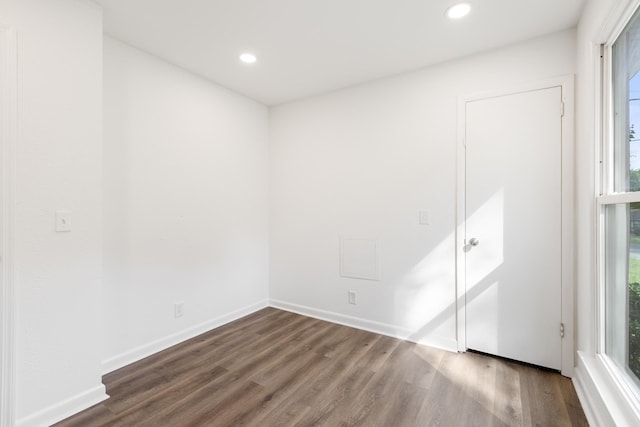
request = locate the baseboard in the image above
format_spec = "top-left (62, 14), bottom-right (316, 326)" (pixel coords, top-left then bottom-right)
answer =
top-left (573, 358), bottom-right (609, 427)
top-left (269, 299), bottom-right (458, 352)
top-left (16, 384), bottom-right (108, 427)
top-left (572, 350), bottom-right (640, 427)
top-left (102, 299), bottom-right (269, 374)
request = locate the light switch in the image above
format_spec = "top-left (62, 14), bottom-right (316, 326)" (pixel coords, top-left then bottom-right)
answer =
top-left (419, 210), bottom-right (430, 225)
top-left (55, 211), bottom-right (72, 232)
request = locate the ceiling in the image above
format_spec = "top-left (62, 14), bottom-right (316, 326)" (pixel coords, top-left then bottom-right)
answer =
top-left (95, 0), bottom-right (587, 105)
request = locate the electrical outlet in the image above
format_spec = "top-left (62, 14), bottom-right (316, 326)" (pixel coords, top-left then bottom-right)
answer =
top-left (174, 302), bottom-right (184, 318)
top-left (348, 290), bottom-right (357, 305)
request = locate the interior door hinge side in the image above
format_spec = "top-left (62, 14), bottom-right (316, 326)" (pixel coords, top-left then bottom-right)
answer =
top-left (560, 323), bottom-right (565, 338)
top-left (560, 101), bottom-right (565, 117)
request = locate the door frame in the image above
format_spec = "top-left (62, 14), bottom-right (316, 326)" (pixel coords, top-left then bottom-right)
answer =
top-left (0, 24), bottom-right (16, 427)
top-left (455, 76), bottom-right (575, 377)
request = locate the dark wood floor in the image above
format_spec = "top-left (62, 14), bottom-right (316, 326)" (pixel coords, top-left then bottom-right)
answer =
top-left (55, 308), bottom-right (588, 427)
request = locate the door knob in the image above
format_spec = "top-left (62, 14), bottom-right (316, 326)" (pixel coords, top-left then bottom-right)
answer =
top-left (469, 238), bottom-right (479, 246)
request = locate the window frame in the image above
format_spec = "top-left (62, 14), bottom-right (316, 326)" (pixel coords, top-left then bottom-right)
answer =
top-left (597, 1), bottom-right (640, 409)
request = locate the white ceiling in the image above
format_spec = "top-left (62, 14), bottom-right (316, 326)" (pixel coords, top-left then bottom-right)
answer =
top-left (95, 0), bottom-right (586, 105)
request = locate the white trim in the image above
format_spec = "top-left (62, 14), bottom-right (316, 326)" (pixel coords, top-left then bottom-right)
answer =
top-left (101, 300), bottom-right (269, 374)
top-left (455, 95), bottom-right (466, 352)
top-left (591, 3), bottom-right (640, 422)
top-left (596, 191), bottom-right (606, 360)
top-left (597, 192), bottom-right (640, 205)
top-left (601, 0), bottom-right (640, 47)
top-left (455, 75), bottom-right (575, 376)
top-left (573, 351), bottom-right (640, 426)
top-left (0, 24), bottom-right (16, 427)
top-left (16, 385), bottom-right (108, 427)
top-left (573, 353), bottom-right (616, 427)
top-left (561, 75), bottom-right (576, 377)
top-left (269, 299), bottom-right (458, 352)
top-left (600, 353), bottom-right (640, 421)
top-left (457, 76), bottom-right (576, 105)
top-left (596, 42), bottom-right (606, 360)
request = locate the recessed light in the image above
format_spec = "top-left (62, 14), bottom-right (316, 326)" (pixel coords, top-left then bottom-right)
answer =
top-left (239, 53), bottom-right (257, 64)
top-left (446, 2), bottom-right (471, 19)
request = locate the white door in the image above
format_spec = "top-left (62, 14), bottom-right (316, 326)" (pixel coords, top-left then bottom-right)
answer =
top-left (465, 87), bottom-right (562, 370)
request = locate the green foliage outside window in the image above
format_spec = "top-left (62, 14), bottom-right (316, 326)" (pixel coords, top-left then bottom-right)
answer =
top-left (631, 170), bottom-right (640, 191)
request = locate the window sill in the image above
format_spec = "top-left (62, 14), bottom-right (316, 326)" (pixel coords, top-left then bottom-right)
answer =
top-left (574, 351), bottom-right (640, 426)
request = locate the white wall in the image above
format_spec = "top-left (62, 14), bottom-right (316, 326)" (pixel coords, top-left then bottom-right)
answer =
top-left (102, 37), bottom-right (269, 372)
top-left (269, 30), bottom-right (576, 350)
top-left (0, 0), bottom-right (106, 425)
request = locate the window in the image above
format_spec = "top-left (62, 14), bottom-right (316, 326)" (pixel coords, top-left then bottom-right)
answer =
top-left (601, 6), bottom-right (640, 400)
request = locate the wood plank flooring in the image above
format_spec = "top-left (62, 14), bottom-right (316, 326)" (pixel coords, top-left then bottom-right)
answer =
top-left (55, 308), bottom-right (588, 427)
